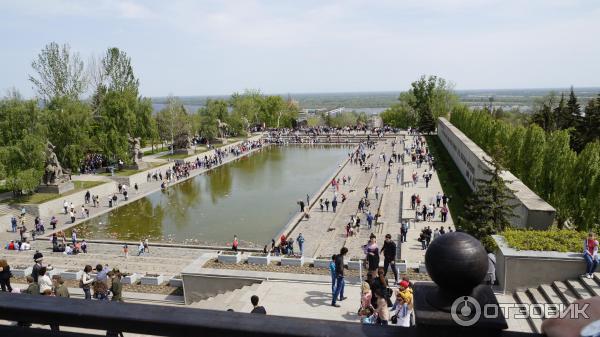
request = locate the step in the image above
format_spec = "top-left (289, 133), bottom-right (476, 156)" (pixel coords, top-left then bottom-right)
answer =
top-left (513, 291), bottom-right (542, 334)
top-left (552, 281), bottom-right (579, 305)
top-left (539, 284), bottom-right (566, 306)
top-left (527, 288), bottom-right (561, 319)
top-left (566, 279), bottom-right (593, 299)
top-left (239, 282), bottom-right (272, 313)
top-left (224, 283), bottom-right (262, 311)
top-left (580, 275), bottom-right (600, 296)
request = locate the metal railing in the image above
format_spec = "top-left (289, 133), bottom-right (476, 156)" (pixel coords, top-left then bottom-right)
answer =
top-left (0, 292), bottom-right (541, 337)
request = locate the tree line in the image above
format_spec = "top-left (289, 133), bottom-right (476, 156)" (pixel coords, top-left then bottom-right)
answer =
top-left (380, 75), bottom-right (459, 132)
top-left (0, 42), bottom-right (302, 195)
top-left (451, 106), bottom-right (600, 231)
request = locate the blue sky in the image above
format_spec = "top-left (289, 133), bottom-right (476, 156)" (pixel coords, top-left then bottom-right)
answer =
top-left (1, 0), bottom-right (599, 98)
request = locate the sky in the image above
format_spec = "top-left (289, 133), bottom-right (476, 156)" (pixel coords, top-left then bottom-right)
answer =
top-left (1, 0), bottom-right (600, 98)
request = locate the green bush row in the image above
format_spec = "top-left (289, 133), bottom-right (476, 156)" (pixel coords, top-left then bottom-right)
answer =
top-left (500, 229), bottom-right (588, 252)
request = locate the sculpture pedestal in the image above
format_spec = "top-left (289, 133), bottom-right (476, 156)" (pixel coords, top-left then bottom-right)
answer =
top-left (128, 161), bottom-right (149, 170)
top-left (414, 283), bottom-right (507, 337)
top-left (37, 181), bottom-right (74, 194)
top-left (174, 148), bottom-right (194, 155)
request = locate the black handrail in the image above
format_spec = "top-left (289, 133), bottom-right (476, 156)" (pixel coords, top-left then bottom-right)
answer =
top-left (0, 293), bottom-right (541, 337)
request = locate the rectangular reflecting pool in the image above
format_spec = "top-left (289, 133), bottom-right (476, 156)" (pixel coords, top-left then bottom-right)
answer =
top-left (72, 145), bottom-right (350, 247)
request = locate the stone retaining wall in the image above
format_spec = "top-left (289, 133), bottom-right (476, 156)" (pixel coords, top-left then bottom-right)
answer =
top-left (493, 235), bottom-right (584, 291)
top-left (437, 118), bottom-right (555, 229)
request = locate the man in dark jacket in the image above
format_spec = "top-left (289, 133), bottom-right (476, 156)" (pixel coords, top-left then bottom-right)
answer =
top-left (381, 234), bottom-right (398, 284)
top-left (331, 247), bottom-right (348, 307)
top-left (109, 271), bottom-right (123, 302)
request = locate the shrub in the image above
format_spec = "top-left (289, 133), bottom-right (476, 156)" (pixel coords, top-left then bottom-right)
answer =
top-left (500, 229), bottom-right (587, 252)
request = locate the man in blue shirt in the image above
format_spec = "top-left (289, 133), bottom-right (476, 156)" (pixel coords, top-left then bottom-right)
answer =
top-left (297, 233), bottom-right (305, 256)
top-left (329, 254), bottom-right (336, 297)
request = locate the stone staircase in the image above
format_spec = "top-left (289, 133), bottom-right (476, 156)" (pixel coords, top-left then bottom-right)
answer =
top-left (191, 282), bottom-right (271, 312)
top-left (1, 241), bottom-right (201, 278)
top-left (0, 203), bottom-right (36, 232)
top-left (512, 274), bottom-right (599, 333)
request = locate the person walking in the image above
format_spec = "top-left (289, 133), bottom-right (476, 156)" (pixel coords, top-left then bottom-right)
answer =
top-left (296, 233), bottom-right (305, 256)
top-left (123, 244), bottom-right (129, 258)
top-left (367, 212), bottom-right (374, 230)
top-left (375, 186), bottom-right (380, 200)
top-left (11, 216), bottom-right (17, 233)
top-left (381, 234), bottom-right (399, 284)
top-left (0, 259), bottom-right (13, 292)
top-left (81, 265), bottom-right (94, 299)
top-left (365, 234), bottom-right (380, 276)
top-left (324, 199), bottom-right (330, 212)
top-left (143, 239), bottom-right (150, 253)
top-left (109, 271), bottom-right (123, 302)
top-left (137, 241), bottom-right (144, 256)
top-left (331, 247), bottom-right (348, 307)
top-left (331, 198), bottom-right (338, 213)
top-left (329, 255), bottom-right (337, 297)
top-left (401, 221), bottom-right (409, 243)
top-left (232, 235), bottom-right (239, 252)
top-left (38, 267), bottom-right (53, 295)
top-left (319, 199), bottom-right (324, 212)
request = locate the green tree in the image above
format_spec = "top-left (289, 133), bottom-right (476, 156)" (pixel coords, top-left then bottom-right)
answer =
top-left (579, 95), bottom-right (600, 147)
top-left (0, 96), bottom-right (47, 195)
top-left (458, 158), bottom-right (516, 240)
top-left (43, 97), bottom-right (93, 171)
top-left (408, 75), bottom-right (458, 132)
top-left (156, 97), bottom-right (191, 148)
top-left (571, 141), bottom-right (600, 231)
top-left (197, 99), bottom-right (226, 141)
top-left (29, 42), bottom-right (87, 102)
top-left (518, 125), bottom-right (546, 191)
top-left (102, 47), bottom-right (139, 93)
top-left (554, 93), bottom-right (571, 130)
top-left (530, 92), bottom-right (558, 132)
top-left (541, 130), bottom-right (577, 227)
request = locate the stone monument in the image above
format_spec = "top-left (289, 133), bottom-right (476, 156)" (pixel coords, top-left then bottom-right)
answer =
top-left (173, 131), bottom-right (194, 155)
top-left (128, 136), bottom-right (148, 170)
top-left (38, 141), bottom-right (74, 194)
top-left (216, 119), bottom-right (229, 145)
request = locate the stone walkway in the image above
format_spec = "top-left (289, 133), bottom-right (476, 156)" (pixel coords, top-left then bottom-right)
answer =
top-left (289, 138), bottom-right (403, 260)
top-left (0, 136), bottom-right (264, 245)
top-left (1, 240), bottom-right (211, 277)
top-left (399, 135), bottom-right (455, 266)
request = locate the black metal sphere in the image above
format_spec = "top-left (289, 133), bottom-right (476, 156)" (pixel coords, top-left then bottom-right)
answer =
top-left (425, 232), bottom-right (488, 294)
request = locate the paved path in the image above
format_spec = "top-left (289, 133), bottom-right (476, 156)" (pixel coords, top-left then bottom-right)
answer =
top-left (0, 240), bottom-right (211, 277)
top-left (399, 135), bottom-right (455, 266)
top-left (0, 137), bottom-right (264, 245)
top-left (289, 138), bottom-right (404, 260)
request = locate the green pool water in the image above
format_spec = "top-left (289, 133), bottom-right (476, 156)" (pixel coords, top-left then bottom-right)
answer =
top-left (73, 145), bottom-right (350, 246)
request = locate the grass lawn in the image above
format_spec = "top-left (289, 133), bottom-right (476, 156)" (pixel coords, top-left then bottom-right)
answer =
top-left (142, 147), bottom-right (167, 156)
top-left (425, 135), bottom-right (472, 222)
top-left (158, 147), bottom-right (209, 160)
top-left (6, 180), bottom-right (106, 205)
top-left (98, 162), bottom-right (164, 176)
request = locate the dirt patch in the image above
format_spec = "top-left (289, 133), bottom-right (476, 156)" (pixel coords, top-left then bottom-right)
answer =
top-left (203, 259), bottom-right (431, 282)
top-left (12, 277), bottom-right (183, 296)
